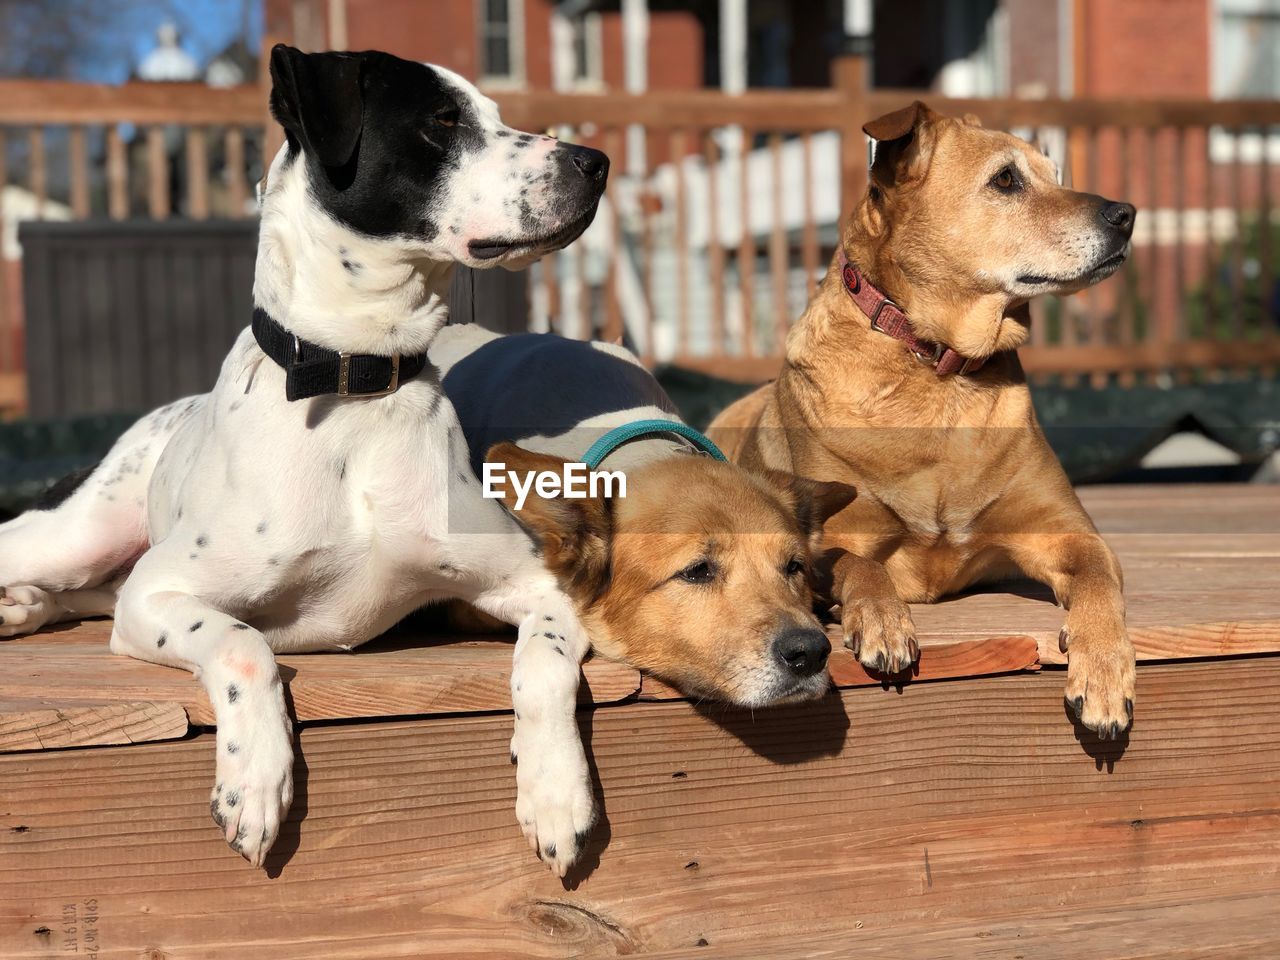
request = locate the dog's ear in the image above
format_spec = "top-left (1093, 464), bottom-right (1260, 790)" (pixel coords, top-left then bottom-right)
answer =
top-left (758, 471), bottom-right (857, 545)
top-left (485, 442), bottom-right (612, 605)
top-left (863, 99), bottom-right (940, 188)
top-left (269, 44), bottom-right (365, 169)
top-left (863, 100), bottom-right (934, 142)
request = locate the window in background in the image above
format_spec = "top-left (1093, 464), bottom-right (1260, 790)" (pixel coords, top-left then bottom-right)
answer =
top-left (1212, 0), bottom-right (1280, 160)
top-left (937, 0), bottom-right (1008, 97)
top-left (571, 12), bottom-right (604, 89)
top-left (478, 0), bottom-right (525, 86)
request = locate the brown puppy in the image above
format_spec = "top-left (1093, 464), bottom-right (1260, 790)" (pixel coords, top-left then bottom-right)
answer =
top-left (486, 447), bottom-right (853, 707)
top-left (709, 102), bottom-right (1137, 739)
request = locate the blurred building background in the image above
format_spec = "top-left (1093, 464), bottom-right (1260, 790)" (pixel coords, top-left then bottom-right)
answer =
top-left (268, 0), bottom-right (1277, 100)
top-left (0, 0), bottom-right (1277, 487)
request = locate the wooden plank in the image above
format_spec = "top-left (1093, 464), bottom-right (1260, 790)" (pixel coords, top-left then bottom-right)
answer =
top-left (768, 131), bottom-right (788, 353)
top-left (1, 659), bottom-right (1277, 957)
top-left (602, 127), bottom-right (623, 343)
top-left (493, 88), bottom-right (844, 133)
top-left (146, 126), bottom-right (169, 219)
top-left (645, 892), bottom-right (1280, 959)
top-left (105, 125), bottom-right (127, 220)
top-left (1262, 120), bottom-right (1274, 358)
top-left (865, 90), bottom-right (1280, 129)
top-left (0, 130), bottom-right (9, 375)
top-left (800, 132), bottom-right (819, 300)
top-left (185, 128), bottom-right (209, 220)
top-left (1173, 125), bottom-right (1187, 342)
top-left (676, 337), bottom-right (1280, 381)
top-left (834, 57), bottom-right (869, 220)
top-left (0, 81), bottom-right (261, 126)
top-left (26, 128), bottom-right (45, 217)
top-left (1079, 483), bottom-right (1280, 534)
top-left (908, 551), bottom-right (1280, 666)
top-left (671, 129), bottom-right (689, 354)
top-left (1229, 127), bottom-right (1245, 341)
top-left (67, 126), bottom-right (89, 218)
top-left (737, 128), bottom-right (756, 358)
top-left (704, 132), bottom-right (725, 355)
top-left (639, 635), bottom-right (1040, 700)
top-left (0, 624), bottom-right (640, 728)
top-left (492, 86), bottom-right (1280, 136)
top-left (0, 698), bottom-right (186, 752)
top-left (0, 373), bottom-right (25, 411)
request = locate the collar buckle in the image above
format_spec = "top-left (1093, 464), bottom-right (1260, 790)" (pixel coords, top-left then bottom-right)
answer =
top-left (868, 297), bottom-right (898, 333)
top-left (912, 342), bottom-right (945, 367)
top-left (337, 352), bottom-right (401, 398)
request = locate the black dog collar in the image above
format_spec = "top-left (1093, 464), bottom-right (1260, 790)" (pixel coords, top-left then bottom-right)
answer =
top-left (251, 307), bottom-right (429, 401)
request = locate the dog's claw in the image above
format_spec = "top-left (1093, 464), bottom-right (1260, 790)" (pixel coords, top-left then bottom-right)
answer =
top-left (1069, 695), bottom-right (1085, 719)
top-left (1125, 697), bottom-right (1134, 721)
top-left (1058, 627), bottom-right (1070, 654)
top-left (844, 597), bottom-right (916, 678)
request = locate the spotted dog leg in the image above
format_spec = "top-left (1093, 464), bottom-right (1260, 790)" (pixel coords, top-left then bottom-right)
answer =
top-left (112, 582), bottom-right (293, 867)
top-left (504, 598), bottom-right (596, 878)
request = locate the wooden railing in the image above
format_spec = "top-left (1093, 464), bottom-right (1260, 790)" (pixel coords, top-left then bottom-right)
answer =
top-left (2, 56), bottom-right (1278, 415)
top-left (495, 63), bottom-right (1280, 383)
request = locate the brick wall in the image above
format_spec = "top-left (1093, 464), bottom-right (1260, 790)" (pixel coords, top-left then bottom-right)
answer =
top-left (1077, 0), bottom-right (1209, 97)
top-left (266, 0), bottom-right (702, 92)
top-left (1006, 0), bottom-right (1061, 97)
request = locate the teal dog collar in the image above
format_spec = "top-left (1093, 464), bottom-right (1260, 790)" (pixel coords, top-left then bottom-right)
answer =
top-left (581, 418), bottom-right (727, 470)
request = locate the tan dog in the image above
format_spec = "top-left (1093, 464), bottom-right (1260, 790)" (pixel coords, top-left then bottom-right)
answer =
top-left (489, 446), bottom-right (853, 706)
top-left (709, 102), bottom-right (1137, 739)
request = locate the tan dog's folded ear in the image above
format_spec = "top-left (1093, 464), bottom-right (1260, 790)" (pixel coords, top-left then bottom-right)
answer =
top-left (863, 99), bottom-right (940, 189)
top-left (758, 471), bottom-right (857, 542)
top-left (485, 442), bottom-right (611, 605)
top-left (862, 100), bottom-right (935, 142)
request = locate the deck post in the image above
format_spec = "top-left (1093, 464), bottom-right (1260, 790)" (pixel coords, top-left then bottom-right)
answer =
top-left (834, 54), bottom-right (869, 231)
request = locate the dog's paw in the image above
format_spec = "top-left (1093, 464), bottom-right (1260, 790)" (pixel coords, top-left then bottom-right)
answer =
top-left (0, 586), bottom-right (54, 638)
top-left (1061, 624), bottom-right (1136, 740)
top-left (512, 727), bottom-right (596, 878)
top-left (843, 596), bottom-right (918, 675)
top-left (208, 692), bottom-right (294, 867)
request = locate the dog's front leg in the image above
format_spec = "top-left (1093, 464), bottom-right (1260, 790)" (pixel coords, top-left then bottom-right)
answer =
top-left (825, 548), bottom-right (918, 674)
top-left (1004, 530), bottom-right (1135, 739)
top-left (113, 567), bottom-right (293, 866)
top-left (474, 588), bottom-right (594, 878)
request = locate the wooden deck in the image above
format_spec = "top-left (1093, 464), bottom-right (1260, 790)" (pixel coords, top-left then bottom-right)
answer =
top-left (2, 484), bottom-right (1278, 958)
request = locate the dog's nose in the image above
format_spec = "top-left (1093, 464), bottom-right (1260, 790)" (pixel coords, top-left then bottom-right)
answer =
top-left (568, 146), bottom-right (608, 182)
top-left (1100, 201), bottom-right (1136, 238)
top-left (772, 627), bottom-right (831, 677)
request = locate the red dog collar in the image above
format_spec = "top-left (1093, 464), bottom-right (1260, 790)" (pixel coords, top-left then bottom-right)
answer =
top-left (835, 248), bottom-right (985, 377)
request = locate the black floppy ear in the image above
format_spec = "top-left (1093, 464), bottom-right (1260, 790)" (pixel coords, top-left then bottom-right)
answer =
top-left (269, 44), bottom-right (365, 168)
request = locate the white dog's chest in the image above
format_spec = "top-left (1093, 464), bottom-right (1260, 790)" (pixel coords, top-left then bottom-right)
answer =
top-left (145, 335), bottom-right (482, 645)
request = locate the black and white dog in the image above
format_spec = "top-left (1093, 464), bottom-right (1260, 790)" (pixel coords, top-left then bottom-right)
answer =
top-left (0, 46), bottom-right (607, 876)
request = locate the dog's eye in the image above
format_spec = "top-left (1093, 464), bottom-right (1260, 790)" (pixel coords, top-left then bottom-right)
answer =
top-left (785, 558), bottom-right (806, 577)
top-left (434, 107), bottom-right (460, 128)
top-left (675, 560), bottom-right (715, 585)
top-left (990, 166), bottom-right (1020, 192)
